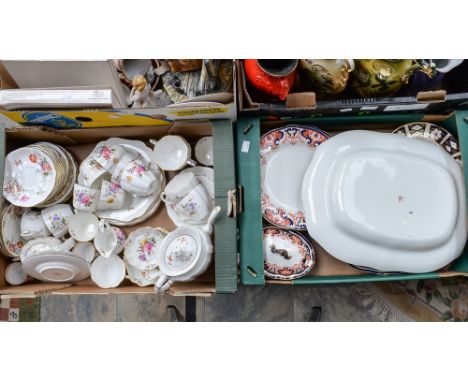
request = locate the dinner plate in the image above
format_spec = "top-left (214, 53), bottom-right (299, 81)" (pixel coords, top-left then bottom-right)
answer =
top-left (22, 251), bottom-right (91, 282)
top-left (302, 130), bottom-right (467, 273)
top-left (263, 226), bottom-right (315, 280)
top-left (260, 125), bottom-right (329, 230)
top-left (165, 166), bottom-right (215, 227)
top-left (3, 147), bottom-right (57, 207)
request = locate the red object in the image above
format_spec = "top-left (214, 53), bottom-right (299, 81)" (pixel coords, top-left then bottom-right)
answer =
top-left (244, 59), bottom-right (296, 101)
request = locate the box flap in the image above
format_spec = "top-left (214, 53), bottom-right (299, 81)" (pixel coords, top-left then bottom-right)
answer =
top-left (0, 282), bottom-right (73, 297)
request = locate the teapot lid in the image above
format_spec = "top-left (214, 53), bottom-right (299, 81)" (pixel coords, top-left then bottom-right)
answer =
top-left (158, 226), bottom-right (203, 277)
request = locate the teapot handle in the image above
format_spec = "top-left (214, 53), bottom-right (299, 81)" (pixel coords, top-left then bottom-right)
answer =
top-left (202, 206), bottom-right (221, 235)
top-left (154, 275), bottom-right (173, 294)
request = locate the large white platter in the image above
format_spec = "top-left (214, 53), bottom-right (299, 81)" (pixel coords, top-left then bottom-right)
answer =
top-left (302, 130), bottom-right (467, 273)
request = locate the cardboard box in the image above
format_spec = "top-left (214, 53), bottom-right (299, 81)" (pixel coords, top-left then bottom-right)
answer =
top-left (235, 111), bottom-right (468, 285)
top-left (0, 120), bottom-right (238, 297)
top-left (0, 60), bottom-right (237, 122)
top-left (236, 60), bottom-right (468, 118)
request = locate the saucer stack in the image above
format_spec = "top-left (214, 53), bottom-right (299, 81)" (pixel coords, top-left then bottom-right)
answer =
top-left (0, 199), bottom-right (26, 258)
top-left (3, 142), bottom-right (77, 208)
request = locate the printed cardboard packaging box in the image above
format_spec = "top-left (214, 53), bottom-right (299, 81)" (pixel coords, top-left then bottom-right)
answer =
top-left (0, 119), bottom-right (238, 297)
top-left (235, 111), bottom-right (468, 285)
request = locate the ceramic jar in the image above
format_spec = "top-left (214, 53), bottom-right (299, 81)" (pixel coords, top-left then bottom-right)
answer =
top-left (244, 59), bottom-right (298, 101)
top-left (351, 59), bottom-right (432, 98)
top-left (300, 59), bottom-right (354, 94)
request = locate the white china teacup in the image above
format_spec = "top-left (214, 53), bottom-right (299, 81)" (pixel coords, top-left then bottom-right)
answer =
top-left (173, 184), bottom-right (210, 223)
top-left (79, 156), bottom-right (110, 189)
top-left (90, 144), bottom-right (126, 172)
top-left (21, 209), bottom-right (50, 240)
top-left (72, 242), bottom-right (96, 262)
top-left (111, 151), bottom-right (139, 184)
top-left (91, 254), bottom-right (126, 289)
top-left (68, 212), bottom-right (99, 242)
top-left (94, 220), bottom-right (125, 258)
top-left (73, 184), bottom-right (101, 212)
top-left (40, 204), bottom-right (74, 238)
top-left (120, 160), bottom-right (160, 196)
top-left (97, 180), bottom-right (125, 210)
top-left (150, 136), bottom-right (197, 171)
top-left (161, 172), bottom-right (200, 205)
top-left (5, 262), bottom-right (32, 286)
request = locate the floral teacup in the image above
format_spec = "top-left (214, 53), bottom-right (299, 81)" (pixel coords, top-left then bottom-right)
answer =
top-left (20, 209), bottom-right (50, 240)
top-left (40, 204), bottom-right (74, 238)
top-left (90, 144), bottom-right (125, 172)
top-left (79, 156), bottom-right (109, 189)
top-left (97, 180), bottom-right (125, 210)
top-left (73, 184), bottom-right (100, 212)
top-left (120, 160), bottom-right (160, 196)
top-left (172, 184), bottom-right (210, 223)
top-left (111, 151), bottom-right (139, 184)
top-left (94, 220), bottom-right (126, 258)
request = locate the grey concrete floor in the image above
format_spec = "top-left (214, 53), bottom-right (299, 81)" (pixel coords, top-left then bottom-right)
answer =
top-left (40, 284), bottom-right (407, 322)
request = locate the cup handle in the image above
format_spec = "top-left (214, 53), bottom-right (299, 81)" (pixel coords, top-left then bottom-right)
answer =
top-left (98, 219), bottom-right (110, 232)
top-left (149, 138), bottom-right (158, 147)
top-left (60, 238), bottom-right (76, 252)
top-left (186, 159), bottom-right (198, 167)
top-left (21, 230), bottom-right (39, 239)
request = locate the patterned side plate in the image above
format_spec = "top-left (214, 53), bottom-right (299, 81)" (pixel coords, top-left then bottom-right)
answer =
top-left (260, 125), bottom-right (329, 230)
top-left (124, 227), bottom-right (168, 271)
top-left (3, 147), bottom-right (57, 207)
top-left (393, 122), bottom-right (462, 165)
top-left (263, 226), bottom-right (315, 280)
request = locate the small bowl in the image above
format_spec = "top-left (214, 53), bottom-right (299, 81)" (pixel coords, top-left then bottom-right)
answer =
top-left (91, 254), bottom-right (126, 288)
top-left (194, 137), bottom-right (213, 166)
top-left (68, 212), bottom-right (99, 242)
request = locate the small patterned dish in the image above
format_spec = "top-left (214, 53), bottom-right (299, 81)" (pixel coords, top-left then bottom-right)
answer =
top-left (263, 226), bottom-right (315, 280)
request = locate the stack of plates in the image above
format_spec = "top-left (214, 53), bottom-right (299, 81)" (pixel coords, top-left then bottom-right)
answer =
top-left (0, 200), bottom-right (26, 258)
top-left (3, 142), bottom-right (77, 208)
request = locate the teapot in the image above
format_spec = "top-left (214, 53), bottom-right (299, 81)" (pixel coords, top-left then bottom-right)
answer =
top-left (351, 59), bottom-right (435, 98)
top-left (154, 206), bottom-right (221, 294)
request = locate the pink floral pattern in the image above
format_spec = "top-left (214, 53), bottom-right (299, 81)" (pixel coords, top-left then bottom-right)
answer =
top-left (260, 126), bottom-right (329, 230)
top-left (95, 145), bottom-right (119, 164)
top-left (136, 235), bottom-right (158, 262)
top-left (263, 227), bottom-right (315, 280)
top-left (74, 189), bottom-right (97, 208)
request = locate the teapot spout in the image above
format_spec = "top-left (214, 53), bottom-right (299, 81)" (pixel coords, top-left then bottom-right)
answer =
top-left (202, 206), bottom-right (221, 235)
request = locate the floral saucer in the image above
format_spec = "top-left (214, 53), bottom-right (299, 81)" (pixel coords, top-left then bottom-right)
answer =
top-left (260, 125), bottom-right (329, 230)
top-left (263, 226), bottom-right (315, 280)
top-left (393, 122), bottom-right (462, 165)
top-left (3, 147), bottom-right (56, 207)
top-left (1, 204), bottom-right (26, 258)
top-left (124, 227), bottom-right (168, 271)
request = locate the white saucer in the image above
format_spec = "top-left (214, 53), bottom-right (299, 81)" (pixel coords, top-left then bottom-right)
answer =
top-left (302, 130), bottom-right (467, 273)
top-left (22, 251), bottom-right (91, 282)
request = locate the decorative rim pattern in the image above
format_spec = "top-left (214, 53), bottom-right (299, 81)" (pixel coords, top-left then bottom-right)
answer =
top-left (392, 122), bottom-right (462, 166)
top-left (260, 125), bottom-right (330, 230)
top-left (263, 226), bottom-right (315, 280)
